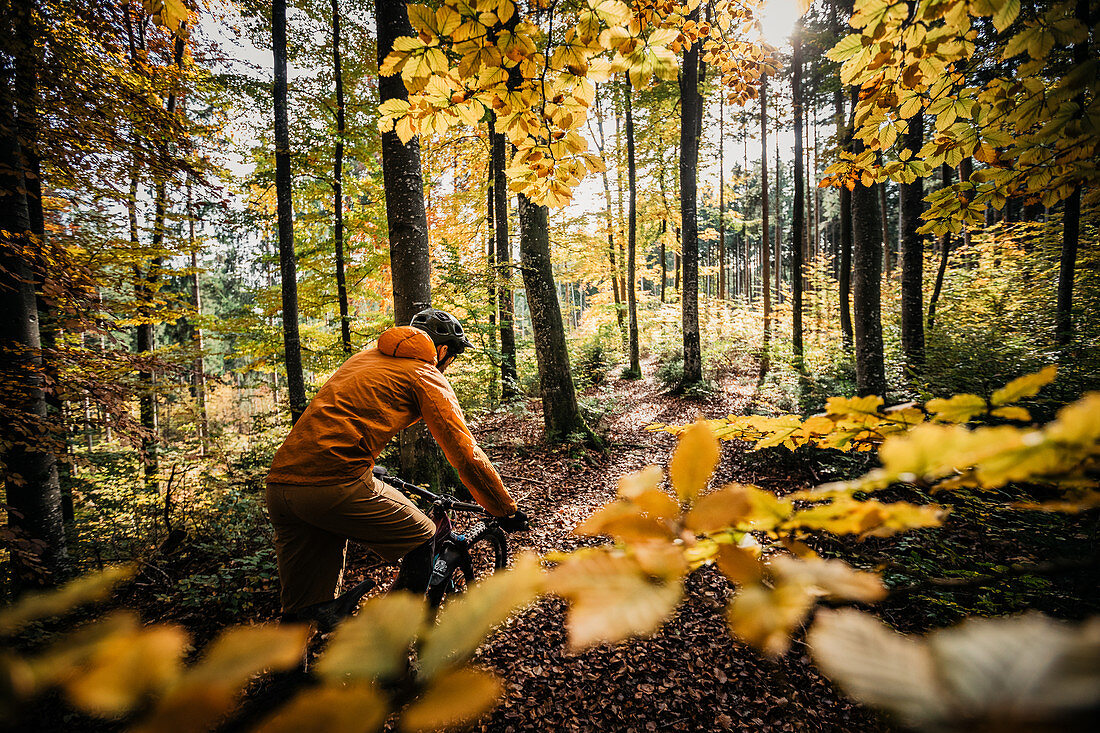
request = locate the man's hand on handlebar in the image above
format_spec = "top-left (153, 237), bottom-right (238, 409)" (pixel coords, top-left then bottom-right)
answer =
top-left (496, 509), bottom-right (530, 532)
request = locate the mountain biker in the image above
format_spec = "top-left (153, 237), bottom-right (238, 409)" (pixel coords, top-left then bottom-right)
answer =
top-left (265, 307), bottom-right (529, 623)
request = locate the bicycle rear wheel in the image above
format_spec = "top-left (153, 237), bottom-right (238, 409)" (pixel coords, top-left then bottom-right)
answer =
top-left (426, 527), bottom-right (508, 607)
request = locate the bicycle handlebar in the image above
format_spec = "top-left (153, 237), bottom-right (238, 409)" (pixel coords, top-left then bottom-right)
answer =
top-left (373, 466), bottom-right (486, 515)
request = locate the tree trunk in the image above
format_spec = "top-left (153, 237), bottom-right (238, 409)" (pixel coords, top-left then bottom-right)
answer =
top-left (791, 29), bottom-right (805, 373)
top-left (775, 142), bottom-right (781, 304)
top-left (927, 164), bottom-right (954, 334)
top-left (760, 75), bottom-right (771, 374)
top-left (187, 182), bottom-right (208, 456)
top-left (332, 0), bottom-right (351, 355)
top-left (718, 98), bottom-right (726, 301)
top-left (491, 127), bottom-right (518, 398)
top-left (900, 111), bottom-right (925, 369)
top-left (379, 0), bottom-right (442, 485)
top-left (274, 0), bottom-right (307, 423)
top-left (0, 52), bottom-right (66, 591)
top-left (592, 94), bottom-right (625, 344)
top-left (1056, 0), bottom-right (1089, 346)
top-left (679, 9), bottom-right (703, 386)
top-left (625, 79), bottom-right (640, 377)
top-left (879, 182), bottom-right (890, 276)
top-left (486, 171), bottom-right (498, 403)
top-left (837, 90), bottom-right (853, 346)
top-left (852, 160), bottom-right (887, 397)
top-left (517, 196), bottom-right (590, 442)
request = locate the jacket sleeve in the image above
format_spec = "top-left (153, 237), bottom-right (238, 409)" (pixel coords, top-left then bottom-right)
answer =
top-left (412, 367), bottom-right (518, 517)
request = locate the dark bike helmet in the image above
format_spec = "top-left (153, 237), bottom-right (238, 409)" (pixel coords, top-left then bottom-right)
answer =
top-left (410, 307), bottom-right (474, 355)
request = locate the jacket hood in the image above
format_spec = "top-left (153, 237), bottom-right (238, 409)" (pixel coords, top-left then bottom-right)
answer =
top-left (378, 326), bottom-right (437, 364)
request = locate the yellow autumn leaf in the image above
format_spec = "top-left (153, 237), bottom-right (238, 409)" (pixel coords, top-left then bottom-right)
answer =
top-left (825, 395), bottom-right (884, 418)
top-left (255, 683), bottom-right (387, 733)
top-left (630, 540), bottom-right (689, 581)
top-left (65, 623), bottom-right (188, 716)
top-left (668, 420), bottom-right (721, 504)
top-left (727, 580), bottom-right (814, 657)
top-left (990, 365), bottom-right (1057, 406)
top-left (0, 565), bottom-right (135, 635)
top-left (134, 624), bottom-right (310, 733)
top-left (547, 550), bottom-right (683, 649)
top-left (400, 668), bottom-right (502, 732)
top-left (770, 556), bottom-right (886, 603)
top-left (419, 553), bottom-right (543, 679)
top-left (714, 544), bottom-right (764, 586)
top-left (990, 406), bottom-right (1031, 421)
top-left (927, 394), bottom-right (987, 423)
top-left (683, 484), bottom-right (752, 534)
top-left (316, 592), bottom-right (426, 683)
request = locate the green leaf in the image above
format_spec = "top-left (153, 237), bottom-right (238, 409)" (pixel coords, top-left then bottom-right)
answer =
top-left (827, 34), bottom-right (865, 63)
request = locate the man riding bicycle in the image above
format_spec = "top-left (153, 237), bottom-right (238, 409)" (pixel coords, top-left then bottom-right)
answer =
top-left (266, 308), bottom-right (528, 623)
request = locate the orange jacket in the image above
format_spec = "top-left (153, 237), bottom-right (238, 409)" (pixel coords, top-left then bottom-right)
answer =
top-left (267, 327), bottom-right (517, 517)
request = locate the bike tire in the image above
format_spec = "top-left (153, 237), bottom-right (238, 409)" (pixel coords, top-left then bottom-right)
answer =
top-left (426, 527), bottom-right (508, 608)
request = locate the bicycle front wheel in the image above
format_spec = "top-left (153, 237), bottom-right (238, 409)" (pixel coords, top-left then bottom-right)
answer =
top-left (426, 527), bottom-right (508, 607)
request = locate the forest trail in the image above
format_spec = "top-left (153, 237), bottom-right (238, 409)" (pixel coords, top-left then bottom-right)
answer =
top-left (450, 362), bottom-right (886, 733)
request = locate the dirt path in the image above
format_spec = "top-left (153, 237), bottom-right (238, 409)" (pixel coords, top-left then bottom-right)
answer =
top-left (465, 362), bottom-right (887, 732)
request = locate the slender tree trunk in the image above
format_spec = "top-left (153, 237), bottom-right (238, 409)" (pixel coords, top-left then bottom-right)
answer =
top-left (274, 0), bottom-right (307, 423)
top-left (332, 0), bottom-right (351, 355)
top-left (0, 48), bottom-right (66, 590)
top-left (852, 152), bottom-right (887, 397)
top-left (900, 111), bottom-right (925, 369)
top-left (1057, 0), bottom-right (1089, 346)
top-left (927, 164), bottom-right (954, 334)
top-left (486, 170), bottom-right (498, 403)
top-left (592, 98), bottom-right (625, 343)
top-left (491, 127), bottom-right (517, 397)
top-left (791, 29), bottom-right (805, 373)
top-left (517, 196), bottom-right (590, 442)
top-left (625, 79), bottom-right (640, 376)
top-left (760, 75), bottom-right (771, 374)
top-left (775, 142), bottom-right (781, 304)
top-left (679, 9), bottom-right (703, 386)
top-left (718, 98), bottom-right (726, 301)
top-left (837, 91), bottom-right (853, 346)
top-left (187, 182), bottom-right (208, 456)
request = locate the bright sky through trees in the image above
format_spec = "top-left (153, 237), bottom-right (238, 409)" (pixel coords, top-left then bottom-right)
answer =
top-left (758, 0), bottom-right (804, 47)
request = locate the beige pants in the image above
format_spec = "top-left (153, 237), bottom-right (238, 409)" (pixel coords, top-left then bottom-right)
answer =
top-left (265, 474), bottom-right (435, 613)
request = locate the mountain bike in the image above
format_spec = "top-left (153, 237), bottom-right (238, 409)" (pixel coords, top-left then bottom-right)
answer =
top-left (301, 465), bottom-right (515, 631)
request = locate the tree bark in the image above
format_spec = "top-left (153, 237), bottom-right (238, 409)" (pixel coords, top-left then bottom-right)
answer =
top-left (1056, 0), bottom-right (1089, 346)
top-left (927, 164), bottom-right (953, 334)
top-left (625, 79), bottom-right (640, 377)
top-left (332, 0), bottom-right (351, 355)
top-left (186, 182), bottom-right (208, 456)
top-left (791, 29), bottom-right (805, 373)
top-left (379, 0), bottom-right (443, 485)
top-left (491, 128), bottom-right (518, 397)
top-left (775, 141), bottom-right (781, 304)
top-left (900, 111), bottom-right (925, 369)
top-left (274, 0), bottom-right (307, 423)
top-left (837, 90), bottom-right (853, 346)
top-left (378, 0), bottom-right (431, 326)
top-left (0, 48), bottom-right (66, 591)
top-left (852, 159), bottom-right (887, 397)
top-left (760, 75), bottom-right (771, 374)
top-left (679, 9), bottom-right (703, 386)
top-left (517, 196), bottom-right (590, 442)
top-left (718, 97), bottom-right (726, 301)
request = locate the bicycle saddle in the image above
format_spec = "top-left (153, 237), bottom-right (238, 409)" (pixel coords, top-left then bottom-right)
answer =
top-left (372, 465), bottom-right (389, 477)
